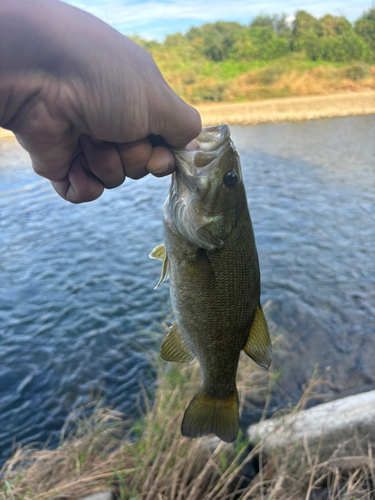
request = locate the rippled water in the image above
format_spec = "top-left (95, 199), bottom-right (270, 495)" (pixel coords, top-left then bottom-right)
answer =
top-left (1, 115), bottom-right (374, 461)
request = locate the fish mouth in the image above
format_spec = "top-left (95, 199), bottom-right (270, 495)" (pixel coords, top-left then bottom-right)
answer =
top-left (186, 124), bottom-right (230, 154)
top-left (170, 125), bottom-right (232, 193)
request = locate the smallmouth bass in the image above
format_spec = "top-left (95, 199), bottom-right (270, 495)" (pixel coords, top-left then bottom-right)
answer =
top-left (150, 125), bottom-right (271, 443)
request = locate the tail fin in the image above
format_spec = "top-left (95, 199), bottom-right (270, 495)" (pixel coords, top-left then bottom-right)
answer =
top-left (181, 389), bottom-right (239, 443)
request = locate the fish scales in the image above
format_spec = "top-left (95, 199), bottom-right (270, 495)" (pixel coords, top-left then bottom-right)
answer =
top-left (166, 209), bottom-right (258, 393)
top-left (150, 124), bottom-right (272, 443)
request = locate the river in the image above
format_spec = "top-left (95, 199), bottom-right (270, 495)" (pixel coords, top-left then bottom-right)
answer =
top-left (0, 115), bottom-right (374, 462)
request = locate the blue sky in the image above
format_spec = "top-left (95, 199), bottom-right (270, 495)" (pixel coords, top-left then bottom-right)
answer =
top-left (63, 0), bottom-right (374, 40)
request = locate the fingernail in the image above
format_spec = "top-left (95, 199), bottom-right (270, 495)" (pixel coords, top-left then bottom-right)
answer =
top-left (186, 139), bottom-right (200, 151)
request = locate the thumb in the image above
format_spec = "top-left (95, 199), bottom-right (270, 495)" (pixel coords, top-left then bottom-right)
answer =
top-left (150, 89), bottom-right (202, 148)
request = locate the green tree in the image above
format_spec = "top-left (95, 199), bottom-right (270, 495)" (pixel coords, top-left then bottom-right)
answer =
top-left (291, 11), bottom-right (370, 62)
top-left (185, 21), bottom-right (243, 61)
top-left (292, 11), bottom-right (317, 37)
top-left (302, 31), bottom-right (322, 60)
top-left (355, 8), bottom-right (375, 60)
top-left (292, 11), bottom-right (318, 52)
top-left (250, 13), bottom-right (292, 39)
top-left (232, 26), bottom-right (289, 61)
top-left (321, 32), bottom-right (371, 62)
top-left (164, 33), bottom-right (187, 47)
top-left (249, 14), bottom-right (274, 30)
top-left (315, 14), bottom-right (352, 37)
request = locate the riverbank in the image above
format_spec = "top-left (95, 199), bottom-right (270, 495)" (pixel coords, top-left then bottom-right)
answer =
top-left (196, 90), bottom-right (375, 126)
top-left (1, 91), bottom-right (374, 141)
top-left (1, 354), bottom-right (374, 500)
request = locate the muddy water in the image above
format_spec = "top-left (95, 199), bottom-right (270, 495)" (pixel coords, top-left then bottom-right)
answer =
top-left (0, 115), bottom-right (374, 460)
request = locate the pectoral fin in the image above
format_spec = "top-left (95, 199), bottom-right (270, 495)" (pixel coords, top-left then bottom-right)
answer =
top-left (149, 244), bottom-right (166, 260)
top-left (243, 306), bottom-right (272, 368)
top-left (149, 244), bottom-right (169, 289)
top-left (160, 322), bottom-right (195, 363)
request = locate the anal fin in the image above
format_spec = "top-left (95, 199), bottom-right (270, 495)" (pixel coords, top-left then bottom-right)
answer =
top-left (160, 322), bottom-right (195, 363)
top-left (243, 306), bottom-right (272, 368)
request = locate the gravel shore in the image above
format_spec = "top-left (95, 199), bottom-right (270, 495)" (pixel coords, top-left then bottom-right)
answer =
top-left (196, 91), bottom-right (375, 126)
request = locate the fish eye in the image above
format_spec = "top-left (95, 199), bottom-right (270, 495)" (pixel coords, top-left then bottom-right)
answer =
top-left (223, 169), bottom-right (238, 188)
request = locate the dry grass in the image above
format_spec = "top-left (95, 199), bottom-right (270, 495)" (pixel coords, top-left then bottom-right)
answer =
top-left (1, 317), bottom-right (374, 500)
top-left (0, 354), bottom-right (269, 500)
top-left (257, 65), bottom-right (375, 98)
top-left (164, 63), bottom-right (375, 105)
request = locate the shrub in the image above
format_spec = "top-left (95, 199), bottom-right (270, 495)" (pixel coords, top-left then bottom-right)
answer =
top-left (345, 62), bottom-right (371, 80)
top-left (321, 32), bottom-right (371, 62)
top-left (191, 83), bottom-right (227, 103)
top-left (258, 65), bottom-right (285, 85)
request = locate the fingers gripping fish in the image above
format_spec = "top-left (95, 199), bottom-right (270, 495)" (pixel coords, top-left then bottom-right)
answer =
top-left (150, 125), bottom-right (272, 443)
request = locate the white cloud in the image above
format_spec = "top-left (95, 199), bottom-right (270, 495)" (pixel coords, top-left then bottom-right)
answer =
top-left (285, 15), bottom-right (295, 28)
top-left (63, 0), bottom-right (373, 37)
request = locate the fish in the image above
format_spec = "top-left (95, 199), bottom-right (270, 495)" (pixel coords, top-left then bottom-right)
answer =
top-left (149, 124), bottom-right (272, 443)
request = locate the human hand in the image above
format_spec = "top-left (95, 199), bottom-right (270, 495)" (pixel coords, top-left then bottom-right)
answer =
top-left (0, 0), bottom-right (201, 203)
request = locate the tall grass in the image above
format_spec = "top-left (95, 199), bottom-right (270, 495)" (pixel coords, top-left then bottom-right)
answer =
top-left (1, 321), bottom-right (374, 499)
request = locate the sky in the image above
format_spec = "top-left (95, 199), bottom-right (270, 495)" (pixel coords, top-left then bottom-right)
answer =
top-left (63, 0), bottom-right (375, 40)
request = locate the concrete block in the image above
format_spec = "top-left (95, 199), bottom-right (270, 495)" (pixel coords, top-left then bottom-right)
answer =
top-left (79, 491), bottom-right (114, 500)
top-left (248, 390), bottom-right (375, 461)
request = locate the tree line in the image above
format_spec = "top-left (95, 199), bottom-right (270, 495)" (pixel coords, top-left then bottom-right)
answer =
top-left (134, 9), bottom-right (375, 64)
